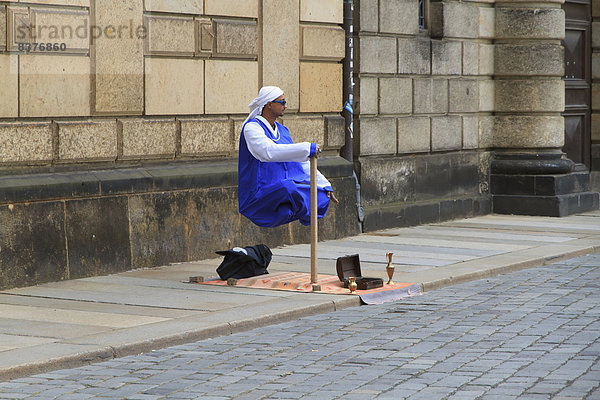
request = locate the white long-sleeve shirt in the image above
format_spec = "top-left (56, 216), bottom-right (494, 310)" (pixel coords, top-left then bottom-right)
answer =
top-left (243, 116), bottom-right (332, 189)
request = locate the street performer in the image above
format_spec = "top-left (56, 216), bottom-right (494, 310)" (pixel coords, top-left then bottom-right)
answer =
top-left (238, 86), bottom-right (338, 227)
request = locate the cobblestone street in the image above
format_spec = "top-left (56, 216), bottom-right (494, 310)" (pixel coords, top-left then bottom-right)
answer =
top-left (1, 253), bottom-right (599, 400)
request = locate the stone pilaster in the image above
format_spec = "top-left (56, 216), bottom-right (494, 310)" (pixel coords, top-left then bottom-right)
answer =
top-left (491, 0), bottom-right (599, 216)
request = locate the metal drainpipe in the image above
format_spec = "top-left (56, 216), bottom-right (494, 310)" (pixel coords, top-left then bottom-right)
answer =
top-left (341, 0), bottom-right (353, 164)
top-left (341, 1), bottom-right (364, 229)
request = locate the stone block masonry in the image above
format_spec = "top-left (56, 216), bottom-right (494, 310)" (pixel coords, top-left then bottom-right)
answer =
top-left (0, 6), bottom-right (5, 51)
top-left (300, 62), bottom-right (343, 112)
top-left (432, 116), bottom-right (462, 151)
top-left (57, 120), bottom-right (118, 161)
top-left (263, 0), bottom-right (300, 110)
top-left (0, 123), bottom-right (52, 163)
top-left (398, 38), bottom-right (431, 75)
top-left (145, 15), bottom-right (196, 56)
top-left (360, 36), bottom-right (397, 74)
top-left (430, 1), bottom-right (479, 39)
top-left (0, 0), bottom-right (351, 290)
top-left (379, 0), bottom-right (418, 35)
top-left (31, 7), bottom-right (89, 53)
top-left (205, 0), bottom-right (257, 18)
top-left (205, 60), bottom-right (258, 114)
top-left (214, 19), bottom-right (258, 57)
top-left (0, 55), bottom-right (17, 118)
top-left (121, 119), bottom-right (177, 159)
top-left (355, 0), bottom-right (496, 231)
top-left (0, 0), bottom-right (344, 164)
top-left (93, 0), bottom-right (144, 115)
top-left (413, 78), bottom-right (448, 115)
top-left (301, 25), bottom-right (345, 61)
top-left (281, 116), bottom-right (325, 145)
top-left (301, 0), bottom-right (343, 24)
top-left (145, 58), bottom-right (204, 115)
top-left (144, 0), bottom-right (203, 14)
top-left (356, 0), bottom-right (597, 223)
top-left (20, 55), bottom-right (90, 117)
top-left (397, 117), bottom-right (430, 153)
top-left (180, 118), bottom-right (233, 156)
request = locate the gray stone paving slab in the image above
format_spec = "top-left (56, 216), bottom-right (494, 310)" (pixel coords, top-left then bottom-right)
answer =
top-left (401, 226), bottom-right (579, 242)
top-left (344, 233), bottom-right (532, 251)
top-left (0, 318), bottom-right (115, 340)
top-left (455, 213), bottom-right (600, 232)
top-left (193, 255), bottom-right (429, 279)
top-left (0, 298), bottom-right (171, 324)
top-left (0, 334), bottom-right (56, 352)
top-left (277, 242), bottom-right (480, 262)
top-left (325, 239), bottom-right (501, 257)
top-left (4, 281), bottom-right (284, 311)
top-left (275, 245), bottom-right (455, 266)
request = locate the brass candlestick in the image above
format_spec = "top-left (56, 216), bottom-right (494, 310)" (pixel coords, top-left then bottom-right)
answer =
top-left (386, 252), bottom-right (395, 285)
top-left (348, 277), bottom-right (358, 293)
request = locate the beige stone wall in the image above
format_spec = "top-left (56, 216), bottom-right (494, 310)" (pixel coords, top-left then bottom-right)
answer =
top-left (356, 0), bottom-right (494, 158)
top-left (0, 0), bottom-right (345, 168)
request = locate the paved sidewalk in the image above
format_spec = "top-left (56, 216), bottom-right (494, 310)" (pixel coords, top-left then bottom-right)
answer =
top-left (1, 252), bottom-right (599, 399)
top-left (0, 211), bottom-right (599, 381)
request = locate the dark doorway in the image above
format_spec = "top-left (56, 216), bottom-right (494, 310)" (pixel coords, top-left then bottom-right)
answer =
top-left (562, 0), bottom-right (592, 169)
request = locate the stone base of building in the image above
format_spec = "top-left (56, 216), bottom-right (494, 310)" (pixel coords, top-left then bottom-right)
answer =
top-left (492, 192), bottom-right (599, 217)
top-left (362, 196), bottom-right (492, 232)
top-left (490, 151), bottom-right (599, 217)
top-left (0, 157), bottom-right (360, 290)
top-left (357, 151), bottom-right (490, 232)
top-left (592, 171), bottom-right (600, 192)
top-left (491, 171), bottom-right (599, 217)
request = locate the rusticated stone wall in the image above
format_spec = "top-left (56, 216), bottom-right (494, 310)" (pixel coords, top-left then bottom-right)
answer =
top-left (354, 0), bottom-right (493, 231)
top-left (0, 0), bottom-right (345, 166)
top-left (593, 1), bottom-right (600, 190)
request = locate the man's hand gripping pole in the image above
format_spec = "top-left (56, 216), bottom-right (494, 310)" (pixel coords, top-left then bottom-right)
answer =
top-left (310, 153), bottom-right (318, 286)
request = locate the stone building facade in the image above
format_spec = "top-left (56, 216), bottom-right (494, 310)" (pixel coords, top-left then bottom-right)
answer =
top-left (0, 0), bottom-right (359, 289)
top-left (354, 0), bottom-right (598, 231)
top-left (355, 0), bottom-right (493, 231)
top-left (0, 0), bottom-right (598, 289)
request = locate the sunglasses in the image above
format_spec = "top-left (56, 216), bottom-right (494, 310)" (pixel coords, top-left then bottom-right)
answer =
top-left (271, 99), bottom-right (287, 106)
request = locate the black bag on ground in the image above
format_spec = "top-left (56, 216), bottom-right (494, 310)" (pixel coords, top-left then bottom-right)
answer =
top-left (215, 244), bottom-right (272, 280)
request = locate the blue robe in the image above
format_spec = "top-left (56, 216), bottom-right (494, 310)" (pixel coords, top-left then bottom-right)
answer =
top-left (238, 118), bottom-right (332, 227)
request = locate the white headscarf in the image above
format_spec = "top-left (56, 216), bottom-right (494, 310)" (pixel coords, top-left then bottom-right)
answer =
top-left (243, 86), bottom-right (284, 125)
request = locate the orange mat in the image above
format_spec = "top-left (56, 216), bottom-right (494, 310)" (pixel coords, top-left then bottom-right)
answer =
top-left (200, 272), bottom-right (421, 304)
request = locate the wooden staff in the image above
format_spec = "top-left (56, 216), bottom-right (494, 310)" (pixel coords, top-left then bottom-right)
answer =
top-left (310, 155), bottom-right (318, 284)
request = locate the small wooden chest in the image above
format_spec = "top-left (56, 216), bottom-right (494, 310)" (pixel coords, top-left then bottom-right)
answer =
top-left (336, 254), bottom-right (383, 290)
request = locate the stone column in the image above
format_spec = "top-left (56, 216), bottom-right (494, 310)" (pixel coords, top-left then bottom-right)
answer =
top-left (491, 0), bottom-right (599, 216)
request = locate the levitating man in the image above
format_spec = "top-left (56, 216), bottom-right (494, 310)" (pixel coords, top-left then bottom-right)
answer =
top-left (238, 86), bottom-right (339, 227)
